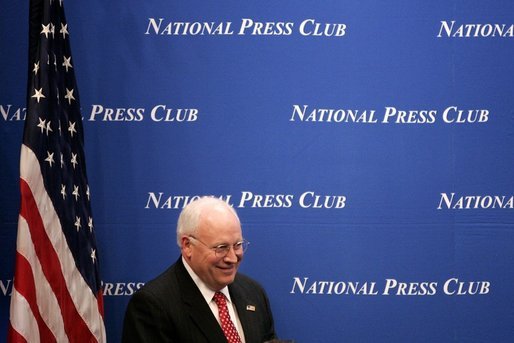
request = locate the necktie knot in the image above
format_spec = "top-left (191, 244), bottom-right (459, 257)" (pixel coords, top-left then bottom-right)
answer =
top-left (213, 291), bottom-right (227, 306)
top-left (213, 291), bottom-right (242, 343)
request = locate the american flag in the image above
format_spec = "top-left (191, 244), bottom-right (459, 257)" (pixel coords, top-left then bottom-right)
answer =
top-left (8, 0), bottom-right (106, 341)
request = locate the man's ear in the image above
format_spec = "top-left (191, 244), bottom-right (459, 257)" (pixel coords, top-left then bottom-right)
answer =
top-left (181, 236), bottom-right (193, 257)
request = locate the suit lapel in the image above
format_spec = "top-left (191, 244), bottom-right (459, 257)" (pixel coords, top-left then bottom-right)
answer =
top-left (230, 281), bottom-right (258, 343)
top-left (176, 259), bottom-right (227, 343)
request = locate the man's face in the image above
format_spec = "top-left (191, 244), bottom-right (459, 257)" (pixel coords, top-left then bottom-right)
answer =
top-left (183, 205), bottom-right (243, 291)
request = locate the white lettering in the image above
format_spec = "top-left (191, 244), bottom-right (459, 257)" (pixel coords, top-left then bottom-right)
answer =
top-left (102, 282), bottom-right (145, 296)
top-left (1, 279), bottom-right (13, 296)
top-left (290, 105), bottom-right (377, 123)
top-left (443, 278), bottom-right (491, 295)
top-left (299, 19), bottom-right (346, 37)
top-left (0, 105), bottom-right (26, 121)
top-left (442, 106), bottom-right (489, 123)
top-left (150, 105), bottom-right (199, 122)
top-left (438, 193), bottom-right (514, 209)
top-left (298, 192), bottom-right (346, 209)
top-left (437, 20), bottom-right (514, 38)
top-left (145, 18), bottom-right (234, 36)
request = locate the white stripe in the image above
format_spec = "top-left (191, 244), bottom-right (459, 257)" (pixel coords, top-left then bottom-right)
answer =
top-left (9, 288), bottom-right (41, 342)
top-left (20, 144), bottom-right (106, 342)
top-left (17, 216), bottom-right (69, 343)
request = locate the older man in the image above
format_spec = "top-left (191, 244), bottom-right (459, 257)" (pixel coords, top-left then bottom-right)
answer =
top-left (122, 196), bottom-right (276, 343)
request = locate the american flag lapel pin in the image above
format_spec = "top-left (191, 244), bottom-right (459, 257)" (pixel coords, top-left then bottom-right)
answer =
top-left (246, 305), bottom-right (256, 312)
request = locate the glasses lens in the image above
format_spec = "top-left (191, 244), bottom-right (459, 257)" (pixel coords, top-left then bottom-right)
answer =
top-left (214, 245), bottom-right (230, 256)
top-left (213, 240), bottom-right (250, 257)
top-left (240, 240), bottom-right (249, 252)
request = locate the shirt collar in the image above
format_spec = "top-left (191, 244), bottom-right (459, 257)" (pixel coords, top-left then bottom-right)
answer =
top-left (182, 256), bottom-right (233, 304)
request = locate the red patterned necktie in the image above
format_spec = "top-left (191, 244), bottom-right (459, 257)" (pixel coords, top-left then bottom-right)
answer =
top-left (213, 291), bottom-right (242, 343)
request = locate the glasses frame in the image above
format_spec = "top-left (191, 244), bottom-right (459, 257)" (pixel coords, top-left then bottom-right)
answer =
top-left (188, 235), bottom-right (249, 257)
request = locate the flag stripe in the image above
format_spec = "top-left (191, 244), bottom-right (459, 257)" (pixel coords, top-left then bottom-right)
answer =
top-left (16, 217), bottom-right (68, 342)
top-left (19, 145), bottom-right (106, 341)
top-left (7, 321), bottom-right (28, 343)
top-left (19, 175), bottom-right (97, 342)
top-left (12, 250), bottom-right (57, 343)
top-left (9, 289), bottom-right (40, 342)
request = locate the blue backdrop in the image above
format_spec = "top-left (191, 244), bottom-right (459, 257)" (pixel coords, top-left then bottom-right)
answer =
top-left (2, 1), bottom-right (514, 342)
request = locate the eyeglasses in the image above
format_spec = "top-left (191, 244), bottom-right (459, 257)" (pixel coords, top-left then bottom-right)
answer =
top-left (188, 235), bottom-right (249, 257)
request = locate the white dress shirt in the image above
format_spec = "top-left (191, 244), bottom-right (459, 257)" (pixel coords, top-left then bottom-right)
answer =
top-left (182, 257), bottom-right (246, 342)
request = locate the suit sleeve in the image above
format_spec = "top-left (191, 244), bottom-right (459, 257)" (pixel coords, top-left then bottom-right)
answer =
top-left (261, 286), bottom-right (277, 341)
top-left (122, 288), bottom-right (177, 343)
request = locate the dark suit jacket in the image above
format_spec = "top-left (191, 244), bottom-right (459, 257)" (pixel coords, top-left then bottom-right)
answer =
top-left (122, 257), bottom-right (276, 343)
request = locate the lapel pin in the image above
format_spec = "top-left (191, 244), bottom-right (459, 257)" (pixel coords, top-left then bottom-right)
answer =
top-left (246, 305), bottom-right (256, 312)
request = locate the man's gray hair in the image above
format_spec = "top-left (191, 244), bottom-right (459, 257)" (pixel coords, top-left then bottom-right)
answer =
top-left (176, 196), bottom-right (239, 247)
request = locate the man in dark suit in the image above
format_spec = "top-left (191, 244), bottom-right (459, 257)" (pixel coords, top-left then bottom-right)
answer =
top-left (122, 196), bottom-right (276, 343)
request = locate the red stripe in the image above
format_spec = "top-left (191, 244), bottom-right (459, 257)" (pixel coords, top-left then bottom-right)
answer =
top-left (19, 178), bottom-right (97, 342)
top-left (13, 252), bottom-right (56, 342)
top-left (97, 289), bottom-right (105, 318)
top-left (7, 321), bottom-right (28, 343)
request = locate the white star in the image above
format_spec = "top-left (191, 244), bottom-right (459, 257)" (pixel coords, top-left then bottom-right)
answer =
top-left (88, 217), bottom-right (94, 232)
top-left (32, 88), bottom-right (46, 103)
top-left (86, 185), bottom-right (91, 201)
top-left (62, 56), bottom-right (73, 72)
top-left (71, 152), bottom-right (78, 169)
top-left (41, 23), bottom-right (51, 38)
top-left (74, 216), bottom-right (81, 231)
top-left (53, 53), bottom-right (58, 71)
top-left (64, 88), bottom-right (75, 104)
top-left (68, 121), bottom-right (77, 137)
top-left (33, 61), bottom-right (40, 74)
top-left (50, 23), bottom-right (55, 39)
top-left (72, 185), bottom-right (80, 201)
top-left (37, 117), bottom-right (46, 134)
top-left (60, 23), bottom-right (69, 39)
top-left (91, 249), bottom-right (97, 264)
top-left (45, 120), bottom-right (53, 136)
top-left (60, 184), bottom-right (66, 199)
top-left (45, 151), bottom-right (55, 167)
top-left (60, 153), bottom-right (64, 168)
